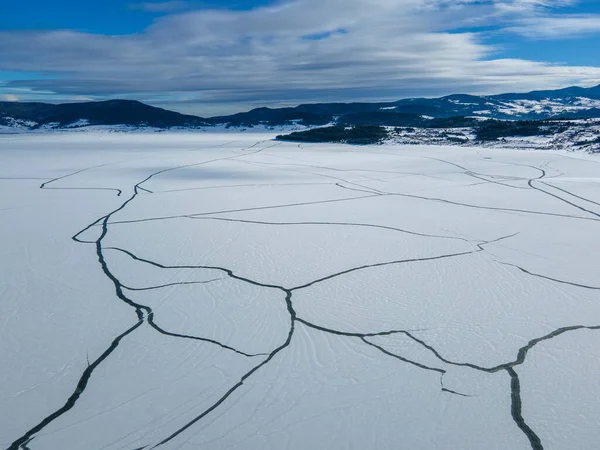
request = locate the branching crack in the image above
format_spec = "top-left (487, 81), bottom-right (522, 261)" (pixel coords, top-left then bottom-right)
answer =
top-left (10, 145), bottom-right (596, 450)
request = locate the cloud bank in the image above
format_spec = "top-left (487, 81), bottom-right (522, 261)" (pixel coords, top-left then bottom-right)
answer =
top-left (1, 0), bottom-right (600, 114)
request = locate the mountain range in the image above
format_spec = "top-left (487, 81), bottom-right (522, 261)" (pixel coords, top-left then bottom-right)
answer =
top-left (2, 84), bottom-right (600, 131)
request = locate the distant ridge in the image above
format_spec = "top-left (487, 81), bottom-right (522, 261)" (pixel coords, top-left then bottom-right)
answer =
top-left (0, 99), bottom-right (208, 129)
top-left (2, 83), bottom-right (600, 130)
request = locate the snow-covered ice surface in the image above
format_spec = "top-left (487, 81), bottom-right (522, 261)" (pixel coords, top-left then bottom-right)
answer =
top-left (1, 133), bottom-right (600, 450)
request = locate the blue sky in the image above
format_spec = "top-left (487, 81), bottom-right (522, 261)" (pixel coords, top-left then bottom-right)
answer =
top-left (2, 0), bottom-right (270, 34)
top-left (2, 0), bottom-right (600, 115)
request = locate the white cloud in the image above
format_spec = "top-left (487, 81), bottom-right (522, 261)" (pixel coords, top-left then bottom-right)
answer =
top-left (0, 0), bottom-right (598, 113)
top-left (507, 14), bottom-right (600, 38)
top-left (494, 0), bottom-right (577, 14)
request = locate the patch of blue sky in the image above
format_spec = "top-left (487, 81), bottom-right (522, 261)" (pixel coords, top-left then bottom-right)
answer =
top-left (487, 35), bottom-right (600, 66)
top-left (303, 28), bottom-right (348, 41)
top-left (1, 0), bottom-right (274, 34)
top-left (449, 19), bottom-right (600, 67)
top-left (556, 0), bottom-right (600, 15)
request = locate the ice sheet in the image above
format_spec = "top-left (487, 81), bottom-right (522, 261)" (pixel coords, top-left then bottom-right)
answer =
top-left (1, 132), bottom-right (599, 450)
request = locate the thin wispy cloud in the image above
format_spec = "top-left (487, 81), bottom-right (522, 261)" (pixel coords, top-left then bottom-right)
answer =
top-left (128, 1), bottom-right (196, 13)
top-left (507, 14), bottom-right (600, 38)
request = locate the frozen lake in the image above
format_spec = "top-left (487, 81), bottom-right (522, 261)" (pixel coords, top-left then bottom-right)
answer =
top-left (1, 133), bottom-right (600, 450)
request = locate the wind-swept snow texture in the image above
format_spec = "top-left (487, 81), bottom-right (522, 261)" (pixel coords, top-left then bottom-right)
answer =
top-left (1, 133), bottom-right (599, 450)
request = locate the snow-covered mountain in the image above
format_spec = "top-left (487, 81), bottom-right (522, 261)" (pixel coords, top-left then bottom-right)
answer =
top-left (2, 84), bottom-right (600, 154)
top-left (3, 84), bottom-right (600, 133)
top-left (0, 99), bottom-right (208, 131)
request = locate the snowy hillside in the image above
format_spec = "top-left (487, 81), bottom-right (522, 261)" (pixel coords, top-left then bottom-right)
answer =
top-left (3, 84), bottom-right (600, 134)
top-left (385, 119), bottom-right (600, 153)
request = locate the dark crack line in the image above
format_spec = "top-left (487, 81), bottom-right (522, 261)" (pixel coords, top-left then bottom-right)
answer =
top-left (113, 273), bottom-right (258, 357)
top-left (106, 247), bottom-right (288, 292)
top-left (295, 320), bottom-right (473, 396)
top-left (8, 144), bottom-right (287, 448)
top-left (365, 336), bottom-right (472, 396)
top-left (441, 387), bottom-right (472, 398)
top-left (296, 295), bottom-right (596, 450)
top-left (237, 140), bottom-right (267, 150)
top-left (152, 290), bottom-right (296, 448)
top-left (7, 320), bottom-right (144, 450)
top-left (39, 163), bottom-right (111, 189)
top-left (418, 154), bottom-right (546, 184)
top-left (256, 153), bottom-right (453, 187)
top-left (146, 315), bottom-right (267, 358)
top-left (137, 186), bottom-right (153, 194)
top-left (290, 248), bottom-right (481, 291)
top-left (232, 142), bottom-right (281, 156)
top-left (20, 142), bottom-right (591, 449)
top-left (41, 187), bottom-right (123, 197)
top-left (361, 337), bottom-right (445, 374)
top-left (295, 318), bottom-right (396, 338)
top-left (121, 279), bottom-right (223, 291)
top-left (94, 203), bottom-right (152, 321)
top-left (156, 181), bottom-right (332, 194)
top-left (235, 155), bottom-right (356, 175)
top-left (464, 171), bottom-right (529, 190)
top-left (498, 161), bottom-right (600, 219)
top-left (387, 191), bottom-right (600, 222)
top-left (234, 155), bottom-right (390, 183)
top-left (401, 325), bottom-right (600, 375)
top-left (334, 182), bottom-right (384, 195)
top-left (81, 145), bottom-right (287, 342)
top-left (292, 318), bottom-right (432, 345)
top-left (529, 179), bottom-right (600, 219)
top-left (187, 216), bottom-right (472, 242)
top-left (72, 215), bottom-right (107, 244)
top-left (233, 158), bottom-right (387, 194)
top-left (506, 325), bottom-right (600, 372)
top-left (539, 181), bottom-right (600, 208)
top-left (180, 193), bottom-right (379, 219)
top-left (484, 160), bottom-right (545, 181)
top-left (98, 241), bottom-right (491, 445)
top-left (475, 232), bottom-right (519, 251)
top-left (143, 152), bottom-right (600, 446)
top-left (360, 157), bottom-right (599, 222)
top-left (507, 368), bottom-right (544, 450)
top-left (71, 143), bottom-right (278, 244)
top-left (104, 194), bottom-right (379, 227)
top-left (391, 154), bottom-right (538, 188)
top-left (497, 261), bottom-right (600, 290)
